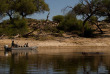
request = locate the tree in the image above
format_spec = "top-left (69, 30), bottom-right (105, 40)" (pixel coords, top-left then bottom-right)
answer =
top-left (73, 0), bottom-right (104, 34)
top-left (52, 15), bottom-right (64, 23)
top-left (15, 0), bottom-right (36, 18)
top-left (89, 16), bottom-right (103, 34)
top-left (0, 0), bottom-right (49, 20)
top-left (6, 0), bottom-right (16, 20)
top-left (34, 0), bottom-right (49, 12)
top-left (98, 0), bottom-right (110, 22)
top-left (0, 0), bottom-right (17, 20)
top-left (0, 0), bottom-right (9, 19)
top-left (15, 0), bottom-right (49, 18)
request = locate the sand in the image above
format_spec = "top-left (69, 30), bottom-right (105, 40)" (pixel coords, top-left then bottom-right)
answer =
top-left (0, 37), bottom-right (110, 56)
top-left (0, 37), bottom-right (110, 47)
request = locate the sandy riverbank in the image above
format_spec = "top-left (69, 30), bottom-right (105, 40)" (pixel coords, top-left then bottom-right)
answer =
top-left (0, 37), bottom-right (110, 47)
top-left (0, 37), bottom-right (110, 56)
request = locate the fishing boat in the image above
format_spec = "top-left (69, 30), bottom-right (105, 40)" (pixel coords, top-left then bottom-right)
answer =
top-left (4, 45), bottom-right (37, 51)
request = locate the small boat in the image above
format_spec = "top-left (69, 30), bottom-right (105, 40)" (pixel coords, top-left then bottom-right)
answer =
top-left (4, 45), bottom-right (37, 51)
top-left (12, 46), bottom-right (37, 50)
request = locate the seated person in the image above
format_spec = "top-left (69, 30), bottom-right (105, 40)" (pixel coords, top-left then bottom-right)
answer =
top-left (26, 43), bottom-right (29, 47)
top-left (11, 41), bottom-right (18, 48)
top-left (24, 43), bottom-right (29, 47)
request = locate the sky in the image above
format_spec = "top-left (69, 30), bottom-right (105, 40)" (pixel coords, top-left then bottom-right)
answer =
top-left (1, 0), bottom-right (79, 21)
top-left (28, 0), bottom-right (79, 20)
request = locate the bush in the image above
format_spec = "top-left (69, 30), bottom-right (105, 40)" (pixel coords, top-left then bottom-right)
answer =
top-left (58, 18), bottom-right (83, 32)
top-left (0, 28), bottom-right (4, 36)
top-left (84, 24), bottom-right (94, 37)
top-left (52, 15), bottom-right (64, 23)
top-left (57, 13), bottom-right (94, 37)
top-left (0, 17), bottom-right (28, 36)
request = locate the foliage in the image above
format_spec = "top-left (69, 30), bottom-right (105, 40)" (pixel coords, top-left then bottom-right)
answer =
top-left (70, 0), bottom-right (107, 35)
top-left (84, 24), bottom-right (94, 37)
top-left (58, 13), bottom-right (82, 32)
top-left (15, 0), bottom-right (36, 17)
top-left (0, 0), bottom-right (49, 19)
top-left (89, 16), bottom-right (98, 22)
top-left (0, 0), bottom-right (9, 19)
top-left (52, 15), bottom-right (64, 23)
top-left (57, 13), bottom-right (94, 37)
top-left (98, 0), bottom-right (110, 17)
top-left (73, 0), bottom-right (103, 16)
top-left (34, 0), bottom-right (50, 12)
top-left (0, 17), bottom-right (28, 36)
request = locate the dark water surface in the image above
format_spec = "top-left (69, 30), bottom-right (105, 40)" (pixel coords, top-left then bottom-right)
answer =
top-left (0, 47), bottom-right (110, 74)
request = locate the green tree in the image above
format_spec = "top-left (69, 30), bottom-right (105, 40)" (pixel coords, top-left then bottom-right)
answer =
top-left (0, 0), bottom-right (49, 20)
top-left (0, 0), bottom-right (17, 20)
top-left (97, 0), bottom-right (110, 22)
top-left (89, 16), bottom-right (103, 34)
top-left (15, 0), bottom-right (36, 18)
top-left (52, 15), bottom-right (64, 23)
top-left (58, 13), bottom-right (82, 32)
top-left (34, 0), bottom-right (49, 12)
top-left (15, 0), bottom-right (49, 18)
top-left (57, 12), bottom-right (94, 37)
top-left (73, 0), bottom-right (104, 35)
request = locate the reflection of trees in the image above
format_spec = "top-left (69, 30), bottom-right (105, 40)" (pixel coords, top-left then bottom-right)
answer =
top-left (0, 53), bottom-right (110, 74)
top-left (8, 54), bottom-right (28, 74)
top-left (102, 55), bottom-right (110, 73)
top-left (9, 54), bottom-right (108, 74)
top-left (28, 54), bottom-right (105, 74)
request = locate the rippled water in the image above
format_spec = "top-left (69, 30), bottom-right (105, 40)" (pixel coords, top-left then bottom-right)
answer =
top-left (0, 47), bottom-right (110, 74)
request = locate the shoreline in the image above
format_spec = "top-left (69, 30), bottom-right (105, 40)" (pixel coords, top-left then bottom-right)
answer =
top-left (0, 37), bottom-right (110, 47)
top-left (0, 38), bottom-right (110, 55)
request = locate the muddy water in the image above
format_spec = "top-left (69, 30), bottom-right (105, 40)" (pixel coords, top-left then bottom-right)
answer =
top-left (0, 46), bottom-right (110, 74)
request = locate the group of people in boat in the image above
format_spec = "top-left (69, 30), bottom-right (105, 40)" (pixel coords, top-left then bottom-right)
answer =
top-left (11, 40), bottom-right (29, 48)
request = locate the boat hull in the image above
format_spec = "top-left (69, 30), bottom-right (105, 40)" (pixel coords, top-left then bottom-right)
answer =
top-left (12, 46), bottom-right (37, 50)
top-left (5, 46), bottom-right (37, 51)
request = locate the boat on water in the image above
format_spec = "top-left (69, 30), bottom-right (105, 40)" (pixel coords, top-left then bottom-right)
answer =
top-left (4, 45), bottom-right (37, 51)
top-left (4, 41), bottom-right (37, 51)
top-left (4, 40), bottom-right (37, 52)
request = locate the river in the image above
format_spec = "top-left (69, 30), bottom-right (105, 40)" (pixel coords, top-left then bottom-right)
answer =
top-left (0, 47), bottom-right (110, 74)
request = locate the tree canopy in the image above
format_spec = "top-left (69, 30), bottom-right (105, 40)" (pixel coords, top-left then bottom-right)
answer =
top-left (0, 0), bottom-right (49, 19)
top-left (72, 0), bottom-right (105, 35)
top-left (62, 0), bottom-right (110, 35)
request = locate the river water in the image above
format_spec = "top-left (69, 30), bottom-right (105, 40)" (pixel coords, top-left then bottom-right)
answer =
top-left (0, 47), bottom-right (110, 74)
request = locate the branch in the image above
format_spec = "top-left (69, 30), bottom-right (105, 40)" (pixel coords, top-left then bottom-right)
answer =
top-left (61, 6), bottom-right (73, 14)
top-left (46, 11), bottom-right (50, 22)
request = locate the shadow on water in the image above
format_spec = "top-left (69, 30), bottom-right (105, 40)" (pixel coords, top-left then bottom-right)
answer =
top-left (0, 46), bottom-right (110, 74)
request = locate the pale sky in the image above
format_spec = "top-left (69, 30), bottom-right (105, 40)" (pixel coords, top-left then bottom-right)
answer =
top-left (27, 0), bottom-right (79, 20)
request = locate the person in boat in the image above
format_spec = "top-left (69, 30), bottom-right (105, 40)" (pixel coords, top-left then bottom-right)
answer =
top-left (24, 43), bottom-right (26, 47)
top-left (26, 43), bottom-right (29, 47)
top-left (24, 43), bottom-right (29, 47)
top-left (11, 40), bottom-right (18, 48)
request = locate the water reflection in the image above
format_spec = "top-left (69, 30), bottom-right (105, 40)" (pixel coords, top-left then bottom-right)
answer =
top-left (1, 50), bottom-right (110, 74)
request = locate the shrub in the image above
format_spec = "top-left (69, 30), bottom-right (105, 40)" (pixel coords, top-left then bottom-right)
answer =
top-left (0, 17), bottom-right (28, 36)
top-left (52, 15), bottom-right (64, 23)
top-left (58, 18), bottom-right (83, 32)
top-left (57, 14), bottom-right (94, 37)
top-left (84, 24), bottom-right (94, 37)
top-left (0, 28), bottom-right (3, 36)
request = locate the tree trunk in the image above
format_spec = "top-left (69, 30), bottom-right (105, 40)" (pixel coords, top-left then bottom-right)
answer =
top-left (7, 12), bottom-right (13, 20)
top-left (82, 14), bottom-right (94, 36)
top-left (23, 30), bottom-right (35, 37)
top-left (95, 22), bottom-right (103, 34)
top-left (89, 20), bottom-right (103, 34)
top-left (82, 10), bottom-right (97, 36)
top-left (46, 12), bottom-right (50, 22)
